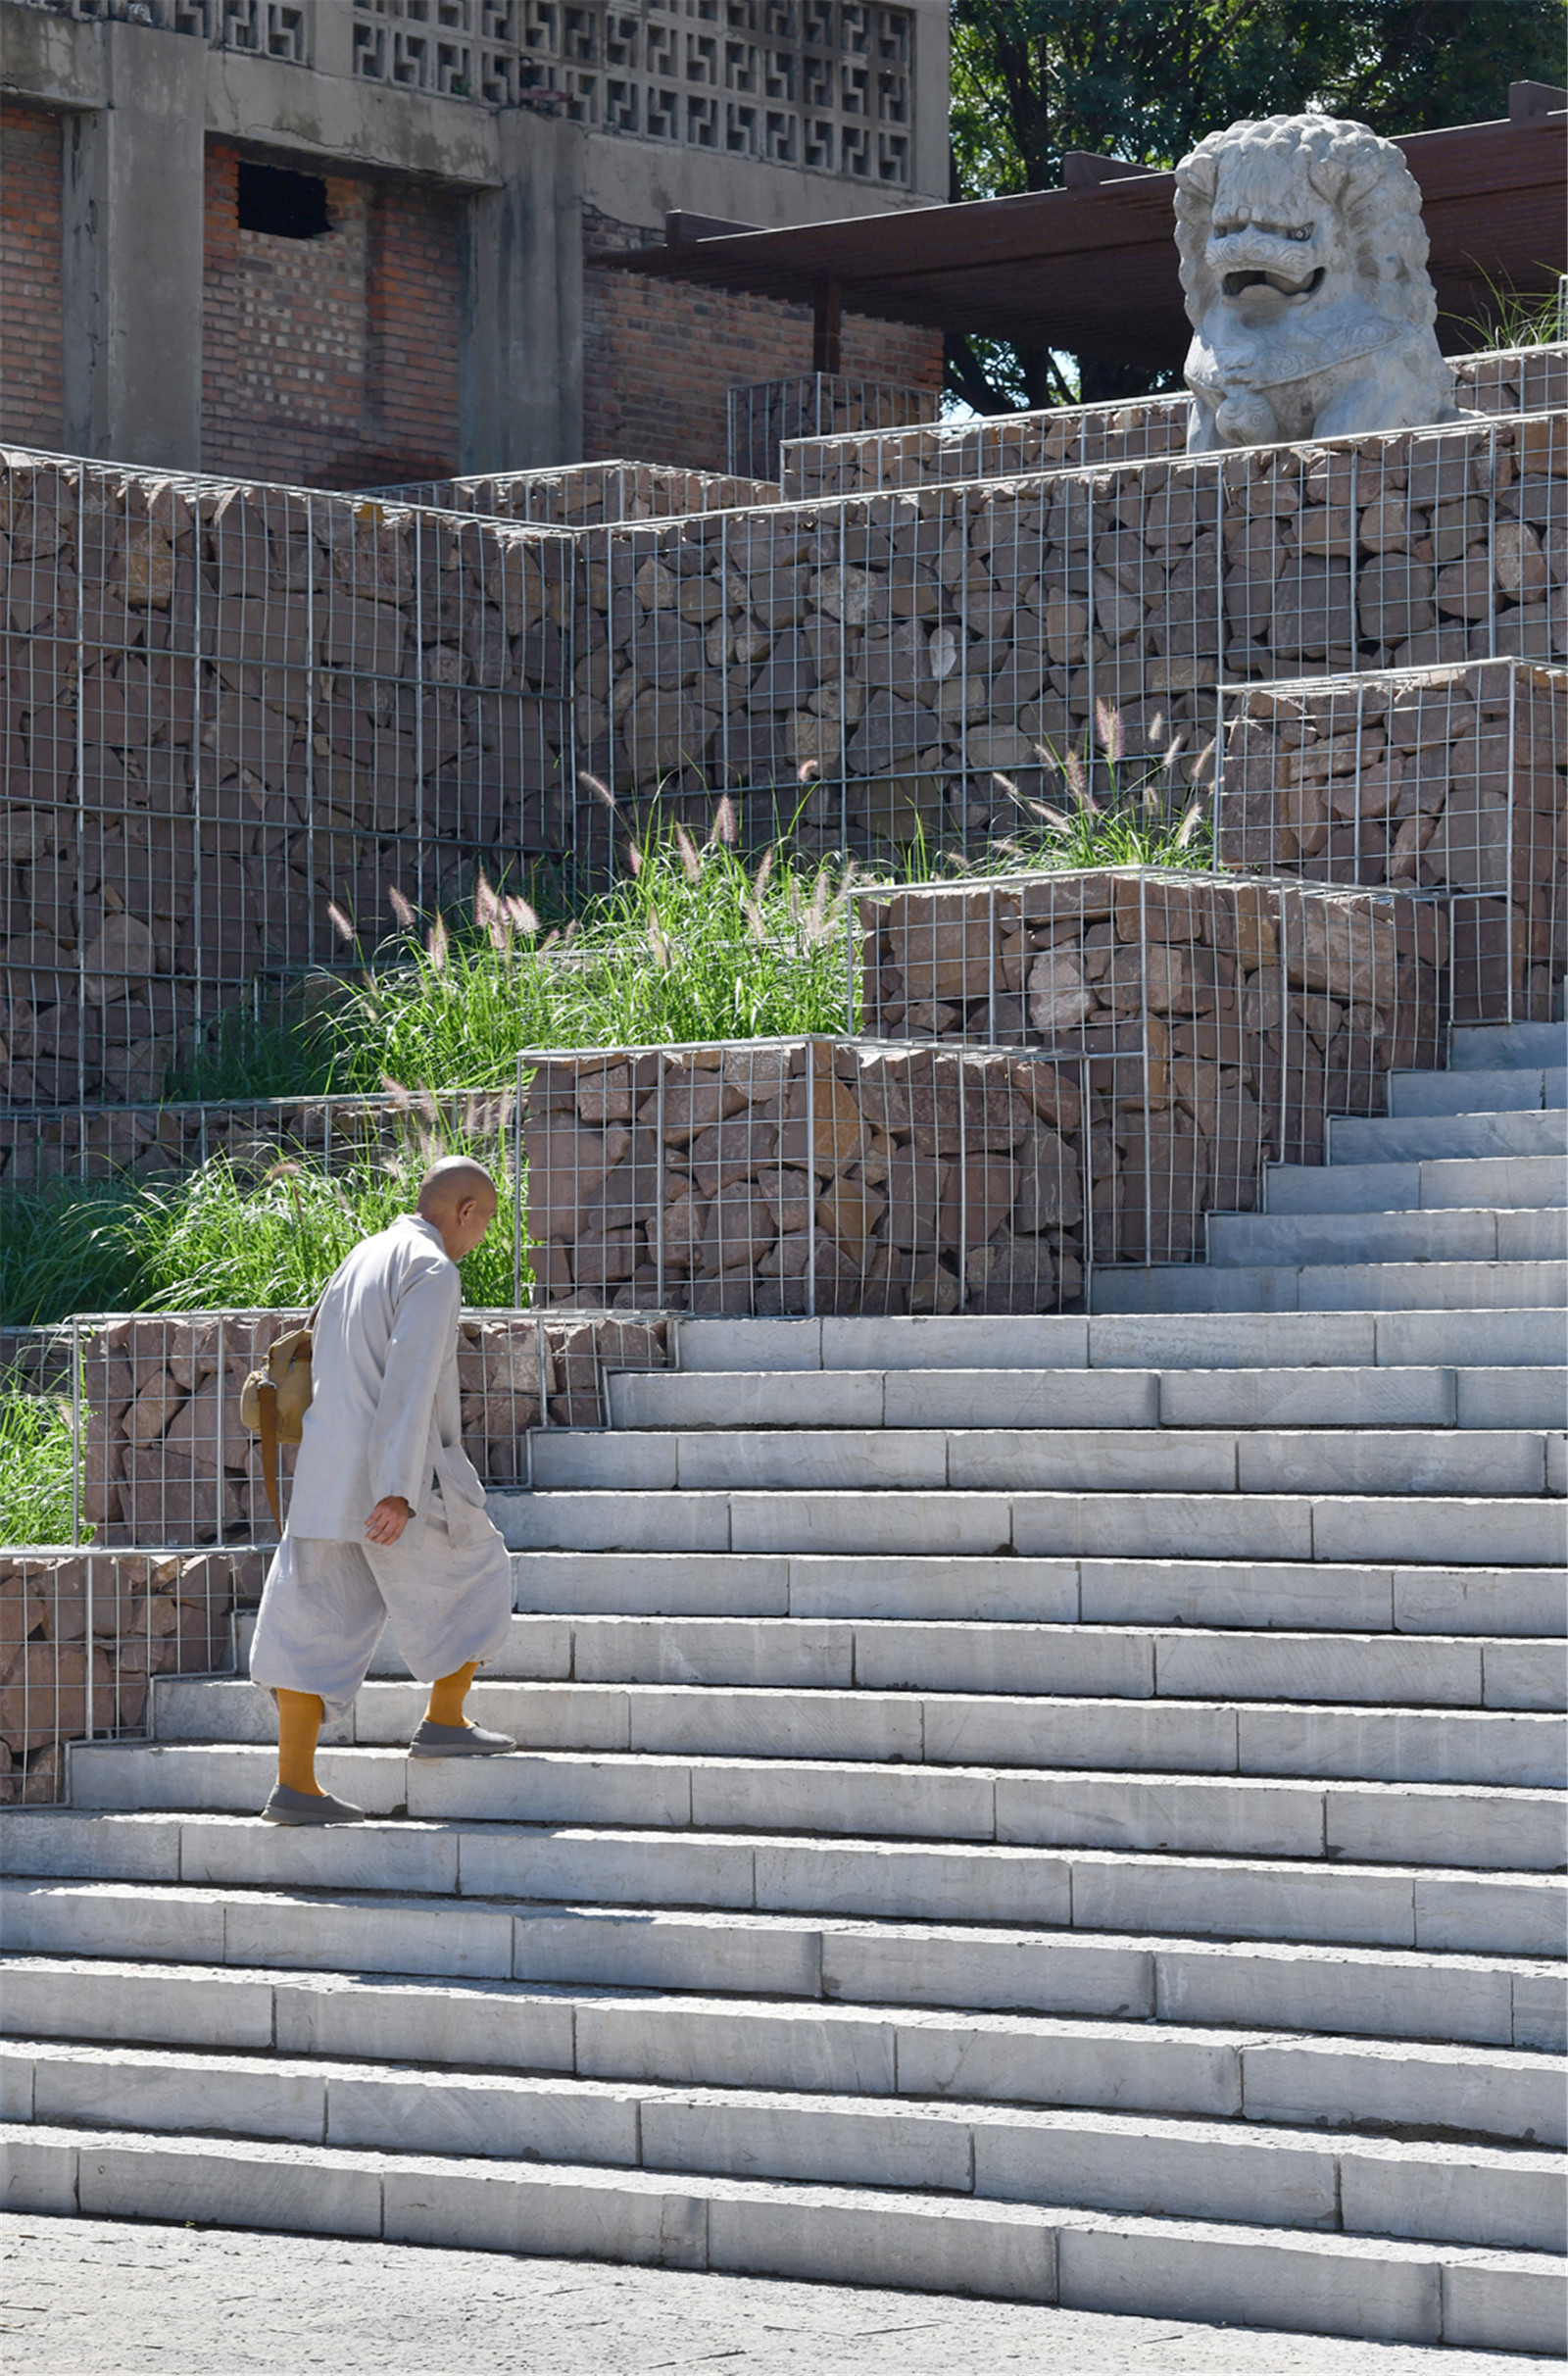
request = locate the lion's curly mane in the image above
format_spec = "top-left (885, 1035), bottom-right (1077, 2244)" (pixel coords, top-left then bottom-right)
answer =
top-left (1174, 114), bottom-right (1436, 333)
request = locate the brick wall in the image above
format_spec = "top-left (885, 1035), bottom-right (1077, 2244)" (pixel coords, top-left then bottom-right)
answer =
top-left (582, 211), bottom-right (944, 473)
top-left (0, 103), bottom-right (65, 450)
top-left (200, 142), bottom-right (463, 489)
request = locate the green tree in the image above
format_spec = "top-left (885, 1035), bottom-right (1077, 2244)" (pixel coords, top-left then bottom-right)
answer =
top-left (948, 0), bottom-right (1567, 413)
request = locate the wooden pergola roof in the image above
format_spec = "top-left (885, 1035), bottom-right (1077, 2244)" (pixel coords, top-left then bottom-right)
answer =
top-left (600, 88), bottom-right (1567, 369)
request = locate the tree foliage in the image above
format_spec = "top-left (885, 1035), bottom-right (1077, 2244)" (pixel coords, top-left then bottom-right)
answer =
top-left (948, 0), bottom-right (1567, 412)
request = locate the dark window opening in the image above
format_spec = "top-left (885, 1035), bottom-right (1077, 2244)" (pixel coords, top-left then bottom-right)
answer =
top-left (237, 162), bottom-right (331, 240)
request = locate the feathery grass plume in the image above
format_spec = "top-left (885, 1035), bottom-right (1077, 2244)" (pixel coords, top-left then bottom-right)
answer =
top-left (326, 902), bottom-right (356, 944)
top-left (0, 1384), bottom-right (84, 1546)
top-left (711, 794), bottom-right (738, 846)
top-left (1094, 699), bottom-right (1125, 764)
top-left (387, 885), bottom-right (416, 932)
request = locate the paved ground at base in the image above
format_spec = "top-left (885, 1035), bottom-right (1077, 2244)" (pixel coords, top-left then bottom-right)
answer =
top-left (0, 2214), bottom-right (1552, 2375)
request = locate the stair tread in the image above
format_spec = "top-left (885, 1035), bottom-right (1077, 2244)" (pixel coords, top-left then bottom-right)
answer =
top-left (12, 2116), bottom-right (1561, 2260)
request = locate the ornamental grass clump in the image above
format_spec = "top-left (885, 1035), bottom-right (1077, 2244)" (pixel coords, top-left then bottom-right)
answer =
top-left (0, 1382), bottom-right (83, 1546)
top-left (318, 803), bottom-right (856, 1093)
top-left (0, 1142), bottom-right (517, 1328)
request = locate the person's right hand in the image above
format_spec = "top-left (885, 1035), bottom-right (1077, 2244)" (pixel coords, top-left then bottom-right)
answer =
top-left (365, 1496), bottom-right (413, 1546)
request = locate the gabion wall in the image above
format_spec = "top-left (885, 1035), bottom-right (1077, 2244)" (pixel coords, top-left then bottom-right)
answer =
top-left (0, 1546), bottom-right (265, 1804)
top-left (1216, 660), bottom-right (1565, 1019)
top-left (73, 1308), bottom-right (671, 1548)
top-left (522, 876), bottom-right (1443, 1313)
top-left (2, 453), bottom-right (573, 1105)
top-left (857, 868), bottom-right (1445, 1251)
top-left (780, 346), bottom-right (1568, 499)
top-left (365, 462), bottom-right (782, 525)
top-left (575, 413), bottom-right (1566, 866)
top-left (4, 396), bottom-right (1563, 1107)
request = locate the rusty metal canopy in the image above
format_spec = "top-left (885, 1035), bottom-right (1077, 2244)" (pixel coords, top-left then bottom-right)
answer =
top-left (601, 100), bottom-right (1567, 367)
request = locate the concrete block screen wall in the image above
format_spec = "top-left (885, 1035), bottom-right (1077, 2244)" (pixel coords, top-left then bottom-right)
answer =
top-left (0, 1), bottom-right (948, 481)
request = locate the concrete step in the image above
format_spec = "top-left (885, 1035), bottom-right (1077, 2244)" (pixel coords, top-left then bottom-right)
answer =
top-left (490, 1486), bottom-right (1568, 1568)
top-left (66, 1741), bottom-right (1568, 1871)
top-left (1205, 1210), bottom-right (1568, 1267)
top-left (1386, 1067), bottom-right (1566, 1116)
top-left (6, 1813), bottom-right (1561, 1952)
top-left (669, 1306), bottom-right (1568, 1370)
top-left (1263, 1155), bottom-right (1568, 1214)
top-left (1450, 1024), bottom-right (1568, 1071)
top-left (12, 1968), bottom-right (1563, 2158)
top-left (1084, 1309), bottom-right (1568, 1368)
top-left (4, 2026), bottom-right (1561, 2192)
top-left (1084, 1260), bottom-right (1568, 1315)
top-left (497, 1554), bottom-right (1567, 1637)
top-left (192, 1610), bottom-right (1568, 1712)
top-left (11, 2038), bottom-right (1566, 2249)
top-left (8, 1887), bottom-right (1557, 2049)
top-left (7, 2123), bottom-right (1561, 2353)
top-left (219, 1555), bottom-right (1563, 1640)
top-left (1327, 1109), bottom-right (1567, 1163)
top-left (129, 1676), bottom-right (1568, 1782)
top-left (525, 1427), bottom-right (1562, 1498)
top-left (607, 1364), bottom-right (1567, 1433)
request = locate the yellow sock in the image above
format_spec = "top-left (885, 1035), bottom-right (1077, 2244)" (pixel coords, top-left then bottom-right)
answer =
top-left (425, 1660), bottom-right (479, 1728)
top-left (276, 1691), bottom-right (324, 1795)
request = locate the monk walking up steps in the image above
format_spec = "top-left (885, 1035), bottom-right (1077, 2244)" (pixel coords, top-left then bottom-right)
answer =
top-left (249, 1159), bottom-right (517, 1824)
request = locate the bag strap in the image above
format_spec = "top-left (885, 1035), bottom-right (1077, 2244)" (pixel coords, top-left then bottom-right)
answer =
top-left (257, 1377), bottom-right (283, 1536)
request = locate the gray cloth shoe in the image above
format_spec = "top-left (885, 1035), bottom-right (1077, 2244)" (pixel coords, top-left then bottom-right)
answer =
top-left (260, 1782), bottom-right (366, 1825)
top-left (409, 1718), bottom-right (517, 1757)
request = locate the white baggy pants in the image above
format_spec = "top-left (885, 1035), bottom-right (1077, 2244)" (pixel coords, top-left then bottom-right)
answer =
top-left (249, 1493), bottom-right (513, 1723)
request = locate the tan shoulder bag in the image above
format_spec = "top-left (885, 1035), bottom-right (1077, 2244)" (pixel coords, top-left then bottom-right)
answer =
top-left (240, 1307), bottom-right (319, 1534)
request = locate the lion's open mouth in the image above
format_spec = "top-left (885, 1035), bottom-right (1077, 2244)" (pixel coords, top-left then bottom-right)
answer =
top-left (1223, 268), bottom-right (1325, 299)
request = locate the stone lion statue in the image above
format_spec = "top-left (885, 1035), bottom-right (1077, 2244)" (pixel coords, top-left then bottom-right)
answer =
top-left (1173, 113), bottom-right (1459, 453)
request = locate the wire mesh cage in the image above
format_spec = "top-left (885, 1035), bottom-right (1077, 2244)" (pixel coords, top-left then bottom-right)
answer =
top-left (0, 1086), bottom-right (517, 1189)
top-left (573, 410), bottom-right (1567, 877)
top-left (855, 869), bottom-right (1448, 1262)
top-left (0, 1303), bottom-right (674, 1558)
top-left (519, 1031), bottom-right (1094, 1321)
top-left (780, 346), bottom-right (1568, 500)
top-left (0, 1544), bottom-right (267, 1806)
top-left (358, 462), bottom-right (783, 524)
top-left (2, 447), bottom-right (577, 1107)
top-left (728, 373), bottom-right (941, 486)
top-left (1216, 660), bottom-right (1567, 1022)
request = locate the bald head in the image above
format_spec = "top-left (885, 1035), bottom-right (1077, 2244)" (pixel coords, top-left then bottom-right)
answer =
top-left (417, 1158), bottom-right (499, 1262)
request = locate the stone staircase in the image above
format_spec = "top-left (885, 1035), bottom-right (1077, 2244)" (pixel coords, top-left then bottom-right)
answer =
top-left (2, 1021), bottom-right (1564, 2353)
